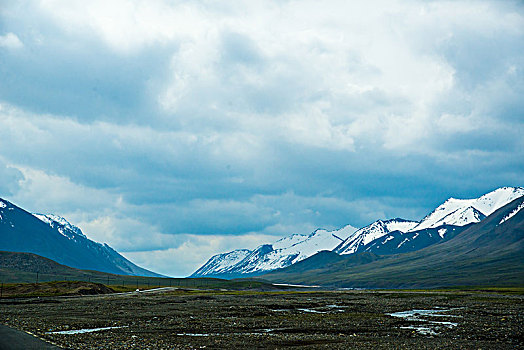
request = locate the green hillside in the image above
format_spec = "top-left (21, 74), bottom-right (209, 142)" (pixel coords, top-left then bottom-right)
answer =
top-left (0, 251), bottom-right (284, 293)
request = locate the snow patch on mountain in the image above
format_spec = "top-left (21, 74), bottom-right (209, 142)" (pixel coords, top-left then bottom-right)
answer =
top-left (33, 213), bottom-right (86, 240)
top-left (335, 219), bottom-right (418, 255)
top-left (286, 225), bottom-right (357, 257)
top-left (0, 201), bottom-right (6, 209)
top-left (499, 201), bottom-right (524, 225)
top-left (410, 187), bottom-right (524, 231)
top-left (397, 238), bottom-right (409, 248)
top-left (427, 206), bottom-right (486, 229)
top-left (250, 225), bottom-right (356, 271)
top-left (192, 249), bottom-right (251, 276)
top-left (386, 220), bottom-right (419, 233)
top-left (192, 224), bottom-right (357, 277)
top-left (382, 236), bottom-right (394, 244)
top-left (272, 233), bottom-right (309, 250)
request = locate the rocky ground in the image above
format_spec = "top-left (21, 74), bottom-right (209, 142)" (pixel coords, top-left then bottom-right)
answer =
top-left (0, 288), bottom-right (522, 349)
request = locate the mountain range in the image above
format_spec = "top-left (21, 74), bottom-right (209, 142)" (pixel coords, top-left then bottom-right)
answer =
top-left (0, 198), bottom-right (161, 277)
top-left (192, 186), bottom-right (524, 278)
top-left (263, 194), bottom-right (524, 288)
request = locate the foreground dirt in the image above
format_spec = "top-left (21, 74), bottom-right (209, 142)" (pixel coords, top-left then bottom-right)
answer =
top-left (0, 289), bottom-right (522, 349)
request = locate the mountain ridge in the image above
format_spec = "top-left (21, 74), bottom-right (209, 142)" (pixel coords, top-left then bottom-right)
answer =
top-left (192, 186), bottom-right (524, 278)
top-left (409, 186), bottom-right (523, 231)
top-left (334, 218), bottom-right (419, 255)
top-left (0, 198), bottom-right (162, 277)
top-left (261, 195), bottom-right (524, 288)
top-left (191, 224), bottom-right (358, 278)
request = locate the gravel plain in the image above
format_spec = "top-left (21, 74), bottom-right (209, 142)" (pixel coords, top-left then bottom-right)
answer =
top-left (0, 289), bottom-right (522, 349)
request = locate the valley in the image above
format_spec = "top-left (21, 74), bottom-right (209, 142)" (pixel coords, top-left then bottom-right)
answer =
top-left (1, 188), bottom-right (522, 349)
top-left (3, 1), bottom-right (523, 348)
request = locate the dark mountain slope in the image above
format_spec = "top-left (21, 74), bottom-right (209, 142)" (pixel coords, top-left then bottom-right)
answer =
top-left (262, 196), bottom-right (524, 288)
top-left (361, 224), bottom-right (471, 255)
top-left (265, 250), bottom-right (382, 277)
top-left (0, 198), bottom-right (161, 277)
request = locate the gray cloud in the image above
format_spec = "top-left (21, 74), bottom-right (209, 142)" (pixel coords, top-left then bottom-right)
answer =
top-left (0, 159), bottom-right (23, 196)
top-left (0, 0), bottom-right (523, 276)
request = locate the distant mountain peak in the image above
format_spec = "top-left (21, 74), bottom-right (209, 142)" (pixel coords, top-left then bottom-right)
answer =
top-left (410, 186), bottom-right (524, 231)
top-left (191, 224), bottom-right (358, 277)
top-left (432, 206), bottom-right (486, 228)
top-left (334, 218), bottom-right (418, 255)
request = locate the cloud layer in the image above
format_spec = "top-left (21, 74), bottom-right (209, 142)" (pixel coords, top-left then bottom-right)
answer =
top-left (1, 0), bottom-right (523, 276)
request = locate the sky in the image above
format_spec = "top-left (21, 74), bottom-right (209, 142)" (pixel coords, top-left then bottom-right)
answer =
top-left (0, 0), bottom-right (523, 277)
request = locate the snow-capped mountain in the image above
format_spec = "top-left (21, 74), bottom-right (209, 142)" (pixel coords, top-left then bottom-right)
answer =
top-left (192, 186), bottom-right (523, 278)
top-left (0, 198), bottom-right (162, 277)
top-left (192, 249), bottom-right (251, 276)
top-left (336, 187), bottom-right (523, 256)
top-left (361, 225), bottom-right (470, 255)
top-left (334, 218), bottom-right (418, 255)
top-left (191, 224), bottom-right (357, 277)
top-left (33, 214), bottom-right (87, 239)
top-left (262, 195), bottom-right (524, 288)
top-left (410, 186), bottom-right (524, 231)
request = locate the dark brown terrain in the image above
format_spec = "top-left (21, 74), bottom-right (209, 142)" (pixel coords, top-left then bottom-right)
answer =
top-left (0, 281), bottom-right (114, 298)
top-left (1, 288), bottom-right (522, 349)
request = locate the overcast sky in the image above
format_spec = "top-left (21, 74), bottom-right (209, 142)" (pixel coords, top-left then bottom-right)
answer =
top-left (1, 0), bottom-right (523, 276)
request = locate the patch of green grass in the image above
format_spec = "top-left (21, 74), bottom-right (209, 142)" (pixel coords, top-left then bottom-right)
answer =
top-left (165, 289), bottom-right (311, 297)
top-left (431, 286), bottom-right (524, 295)
top-left (470, 296), bottom-right (517, 303)
top-left (448, 286), bottom-right (524, 295)
top-left (377, 286), bottom-right (524, 295)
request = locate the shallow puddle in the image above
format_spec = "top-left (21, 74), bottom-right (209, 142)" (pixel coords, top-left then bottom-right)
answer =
top-left (400, 325), bottom-right (438, 336)
top-left (298, 308), bottom-right (328, 314)
top-left (388, 308), bottom-right (459, 336)
top-left (47, 326), bottom-right (126, 335)
top-left (177, 329), bottom-right (276, 337)
top-left (273, 305), bottom-right (346, 314)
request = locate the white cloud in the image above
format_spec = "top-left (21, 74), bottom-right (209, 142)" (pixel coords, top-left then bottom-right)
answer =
top-left (149, 0), bottom-right (475, 154)
top-left (37, 0), bottom-right (209, 53)
top-left (0, 33), bottom-right (23, 49)
top-left (6, 1), bottom-right (522, 154)
top-left (8, 166), bottom-right (118, 215)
